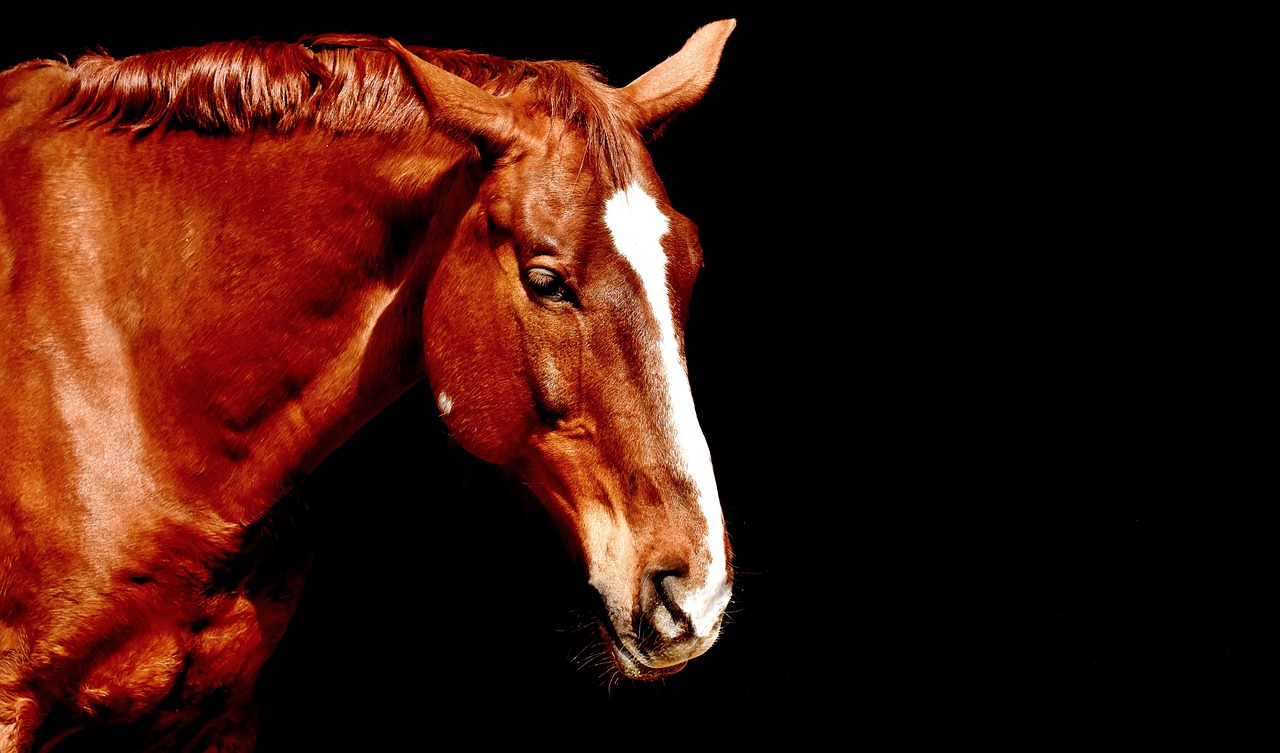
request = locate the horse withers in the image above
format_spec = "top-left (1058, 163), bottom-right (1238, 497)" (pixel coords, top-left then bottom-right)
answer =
top-left (0, 20), bottom-right (735, 752)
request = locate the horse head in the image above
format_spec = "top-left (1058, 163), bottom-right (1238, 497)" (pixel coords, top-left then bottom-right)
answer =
top-left (390, 21), bottom-right (735, 679)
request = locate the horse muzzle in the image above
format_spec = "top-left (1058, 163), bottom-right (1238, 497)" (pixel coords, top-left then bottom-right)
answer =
top-left (596, 569), bottom-right (731, 680)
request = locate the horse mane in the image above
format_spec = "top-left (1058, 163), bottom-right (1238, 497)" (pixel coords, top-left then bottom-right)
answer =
top-left (55, 33), bottom-right (641, 183)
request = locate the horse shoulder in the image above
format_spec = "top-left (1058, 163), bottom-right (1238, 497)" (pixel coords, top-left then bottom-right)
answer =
top-left (0, 61), bottom-right (276, 747)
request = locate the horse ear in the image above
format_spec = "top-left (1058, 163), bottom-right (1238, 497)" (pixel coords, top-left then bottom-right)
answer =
top-left (620, 19), bottom-right (736, 138)
top-left (383, 38), bottom-right (518, 154)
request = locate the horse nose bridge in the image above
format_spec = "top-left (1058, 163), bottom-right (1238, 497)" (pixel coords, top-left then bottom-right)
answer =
top-left (530, 422), bottom-right (731, 636)
top-left (608, 453), bottom-right (731, 623)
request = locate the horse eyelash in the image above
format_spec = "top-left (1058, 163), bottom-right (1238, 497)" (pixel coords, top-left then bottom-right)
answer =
top-left (526, 267), bottom-right (577, 304)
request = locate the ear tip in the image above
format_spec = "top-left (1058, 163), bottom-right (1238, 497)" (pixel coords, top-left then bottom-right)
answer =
top-left (704, 19), bottom-right (737, 38)
top-left (686, 20), bottom-right (736, 60)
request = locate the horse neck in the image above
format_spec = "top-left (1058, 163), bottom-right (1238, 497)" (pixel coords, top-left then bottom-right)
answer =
top-left (25, 122), bottom-right (472, 524)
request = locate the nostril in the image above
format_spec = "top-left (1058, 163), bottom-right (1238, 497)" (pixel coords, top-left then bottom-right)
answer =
top-left (648, 569), bottom-right (693, 638)
top-left (648, 565), bottom-right (688, 586)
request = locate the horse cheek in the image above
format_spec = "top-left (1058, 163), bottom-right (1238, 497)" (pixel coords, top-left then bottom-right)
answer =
top-left (422, 255), bottom-right (532, 465)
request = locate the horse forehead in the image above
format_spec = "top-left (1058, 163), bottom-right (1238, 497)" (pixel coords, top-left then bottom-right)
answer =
top-left (603, 185), bottom-right (670, 259)
top-left (487, 125), bottom-right (694, 280)
top-left (497, 165), bottom-right (671, 249)
top-left (504, 121), bottom-right (660, 222)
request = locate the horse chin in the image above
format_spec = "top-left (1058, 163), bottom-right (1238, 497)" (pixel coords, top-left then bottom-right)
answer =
top-left (617, 657), bottom-right (688, 681)
top-left (594, 616), bottom-right (701, 681)
top-left (602, 626), bottom-right (690, 680)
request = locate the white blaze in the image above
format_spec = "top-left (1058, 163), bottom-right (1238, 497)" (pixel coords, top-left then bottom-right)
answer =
top-left (602, 183), bottom-right (727, 638)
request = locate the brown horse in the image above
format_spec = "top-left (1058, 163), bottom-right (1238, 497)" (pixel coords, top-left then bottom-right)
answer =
top-left (0, 20), bottom-right (735, 752)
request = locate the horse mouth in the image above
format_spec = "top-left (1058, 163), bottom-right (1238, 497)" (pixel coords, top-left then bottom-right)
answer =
top-left (599, 621), bottom-right (689, 680)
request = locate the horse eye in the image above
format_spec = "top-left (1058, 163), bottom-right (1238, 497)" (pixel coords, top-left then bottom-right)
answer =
top-left (526, 268), bottom-right (574, 303)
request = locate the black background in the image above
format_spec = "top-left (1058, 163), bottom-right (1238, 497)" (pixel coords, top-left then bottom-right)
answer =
top-left (5, 7), bottom-right (1263, 748)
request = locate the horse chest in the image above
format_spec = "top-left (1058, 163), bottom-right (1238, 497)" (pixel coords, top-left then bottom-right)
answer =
top-left (8, 514), bottom-right (308, 748)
